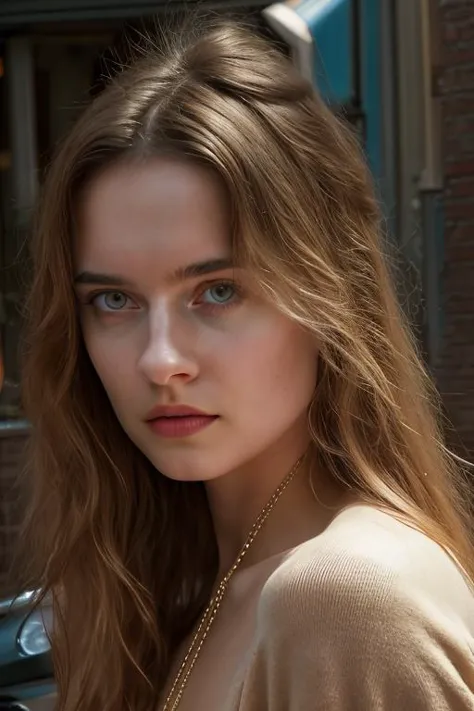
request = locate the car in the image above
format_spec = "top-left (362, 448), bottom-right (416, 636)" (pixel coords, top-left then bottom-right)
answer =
top-left (0, 591), bottom-right (55, 711)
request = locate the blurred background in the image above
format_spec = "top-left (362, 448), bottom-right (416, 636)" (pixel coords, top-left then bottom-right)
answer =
top-left (0, 0), bottom-right (472, 594)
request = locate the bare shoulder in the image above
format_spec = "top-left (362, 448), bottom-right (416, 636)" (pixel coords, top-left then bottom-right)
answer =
top-left (258, 504), bottom-right (474, 645)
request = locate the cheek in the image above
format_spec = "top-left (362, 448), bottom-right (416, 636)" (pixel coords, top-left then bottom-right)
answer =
top-left (81, 327), bottom-right (136, 401)
top-left (225, 314), bottom-right (318, 410)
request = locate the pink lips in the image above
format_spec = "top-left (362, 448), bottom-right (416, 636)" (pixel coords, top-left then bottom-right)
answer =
top-left (145, 405), bottom-right (218, 439)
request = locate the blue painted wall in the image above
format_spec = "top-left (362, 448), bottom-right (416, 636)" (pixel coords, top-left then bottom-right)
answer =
top-left (302, 0), bottom-right (352, 106)
top-left (359, 0), bottom-right (381, 182)
top-left (303, 0), bottom-right (382, 182)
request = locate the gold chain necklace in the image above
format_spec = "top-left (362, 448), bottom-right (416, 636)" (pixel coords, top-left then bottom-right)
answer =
top-left (161, 456), bottom-right (304, 711)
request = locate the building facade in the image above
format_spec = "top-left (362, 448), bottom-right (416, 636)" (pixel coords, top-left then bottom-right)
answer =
top-left (435, 0), bottom-right (474, 458)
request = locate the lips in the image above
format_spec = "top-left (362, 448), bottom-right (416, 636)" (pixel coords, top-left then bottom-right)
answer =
top-left (145, 405), bottom-right (218, 439)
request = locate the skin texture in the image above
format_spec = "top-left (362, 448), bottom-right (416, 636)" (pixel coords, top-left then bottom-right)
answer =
top-left (74, 157), bottom-right (323, 568)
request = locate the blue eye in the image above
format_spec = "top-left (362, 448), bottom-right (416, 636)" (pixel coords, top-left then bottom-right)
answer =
top-left (202, 283), bottom-right (237, 305)
top-left (93, 291), bottom-right (134, 311)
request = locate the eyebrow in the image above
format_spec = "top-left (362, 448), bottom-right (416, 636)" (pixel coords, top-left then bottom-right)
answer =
top-left (74, 258), bottom-right (235, 287)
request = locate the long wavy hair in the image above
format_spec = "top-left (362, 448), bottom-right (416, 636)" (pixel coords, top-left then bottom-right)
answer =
top-left (17, 17), bottom-right (473, 711)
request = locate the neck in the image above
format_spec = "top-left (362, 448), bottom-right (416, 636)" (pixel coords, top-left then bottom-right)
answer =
top-left (205, 431), bottom-right (346, 580)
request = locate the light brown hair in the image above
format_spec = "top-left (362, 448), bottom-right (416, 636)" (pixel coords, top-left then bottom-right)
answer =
top-left (18, 17), bottom-right (473, 711)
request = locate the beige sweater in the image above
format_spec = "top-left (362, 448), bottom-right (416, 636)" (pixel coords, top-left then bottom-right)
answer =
top-left (219, 505), bottom-right (474, 711)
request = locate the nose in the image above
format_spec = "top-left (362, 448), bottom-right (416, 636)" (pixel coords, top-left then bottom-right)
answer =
top-left (137, 306), bottom-right (199, 386)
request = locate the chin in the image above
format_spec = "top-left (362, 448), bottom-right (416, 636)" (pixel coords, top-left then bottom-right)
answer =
top-left (142, 449), bottom-right (225, 483)
top-left (130, 428), bottom-right (250, 483)
top-left (157, 466), bottom-right (209, 483)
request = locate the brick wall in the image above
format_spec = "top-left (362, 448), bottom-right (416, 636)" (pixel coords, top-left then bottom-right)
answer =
top-left (0, 433), bottom-right (28, 596)
top-left (436, 0), bottom-right (474, 458)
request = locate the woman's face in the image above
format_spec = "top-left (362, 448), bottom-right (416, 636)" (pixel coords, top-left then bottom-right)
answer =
top-left (75, 157), bottom-right (318, 482)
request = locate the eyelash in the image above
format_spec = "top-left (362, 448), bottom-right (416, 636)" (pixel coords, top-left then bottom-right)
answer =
top-left (84, 280), bottom-right (243, 314)
top-left (193, 280), bottom-right (243, 312)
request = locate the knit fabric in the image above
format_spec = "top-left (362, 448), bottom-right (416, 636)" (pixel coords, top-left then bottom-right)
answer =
top-left (226, 505), bottom-right (474, 711)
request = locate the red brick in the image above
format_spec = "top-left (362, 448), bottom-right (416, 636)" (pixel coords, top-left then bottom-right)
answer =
top-left (444, 49), bottom-right (474, 65)
top-left (445, 159), bottom-right (474, 176)
top-left (442, 96), bottom-right (474, 115)
top-left (444, 246), bottom-right (474, 261)
top-left (437, 0), bottom-right (474, 459)
top-left (444, 200), bottom-right (474, 219)
top-left (443, 24), bottom-right (460, 43)
top-left (441, 64), bottom-right (474, 94)
top-left (441, 8), bottom-right (474, 23)
top-left (459, 26), bottom-right (474, 43)
top-left (445, 223), bottom-right (474, 243)
top-left (446, 178), bottom-right (474, 198)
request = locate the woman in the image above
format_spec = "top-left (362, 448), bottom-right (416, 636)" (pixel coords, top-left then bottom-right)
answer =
top-left (19, 18), bottom-right (474, 711)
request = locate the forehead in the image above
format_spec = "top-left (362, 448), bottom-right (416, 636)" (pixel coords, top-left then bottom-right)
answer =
top-left (74, 157), bottom-right (232, 274)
